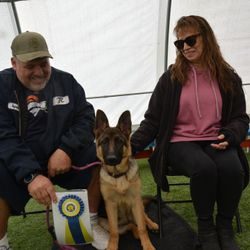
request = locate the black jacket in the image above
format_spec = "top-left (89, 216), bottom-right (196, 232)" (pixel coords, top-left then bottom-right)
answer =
top-left (131, 69), bottom-right (250, 191)
top-left (0, 67), bottom-right (95, 182)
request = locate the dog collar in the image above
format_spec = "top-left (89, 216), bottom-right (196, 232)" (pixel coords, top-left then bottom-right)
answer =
top-left (108, 171), bottom-right (127, 178)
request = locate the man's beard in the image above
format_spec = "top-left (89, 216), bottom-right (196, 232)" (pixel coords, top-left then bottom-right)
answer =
top-left (26, 80), bottom-right (48, 92)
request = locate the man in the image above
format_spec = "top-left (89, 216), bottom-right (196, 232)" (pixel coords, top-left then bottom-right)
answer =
top-left (0, 31), bottom-right (108, 250)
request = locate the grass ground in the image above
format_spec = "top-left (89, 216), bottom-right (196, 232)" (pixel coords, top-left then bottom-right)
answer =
top-left (8, 153), bottom-right (250, 249)
top-left (139, 155), bottom-right (250, 250)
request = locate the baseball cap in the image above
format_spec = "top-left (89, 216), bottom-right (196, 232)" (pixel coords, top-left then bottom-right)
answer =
top-left (11, 31), bottom-right (53, 62)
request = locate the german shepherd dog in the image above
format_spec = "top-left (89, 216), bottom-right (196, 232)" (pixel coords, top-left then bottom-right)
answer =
top-left (95, 109), bottom-right (158, 250)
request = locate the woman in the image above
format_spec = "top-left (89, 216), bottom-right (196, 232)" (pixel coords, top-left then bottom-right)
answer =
top-left (131, 15), bottom-right (249, 250)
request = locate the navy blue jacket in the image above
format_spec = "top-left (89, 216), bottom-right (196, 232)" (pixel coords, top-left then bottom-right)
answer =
top-left (0, 67), bottom-right (95, 182)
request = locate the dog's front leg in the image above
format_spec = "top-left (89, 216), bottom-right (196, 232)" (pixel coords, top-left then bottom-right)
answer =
top-left (105, 201), bottom-right (119, 250)
top-left (144, 212), bottom-right (159, 231)
top-left (132, 200), bottom-right (156, 250)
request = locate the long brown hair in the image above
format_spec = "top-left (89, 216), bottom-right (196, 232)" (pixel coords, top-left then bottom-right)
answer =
top-left (171, 15), bottom-right (235, 92)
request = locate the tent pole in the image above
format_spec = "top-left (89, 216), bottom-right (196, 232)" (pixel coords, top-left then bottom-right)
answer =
top-left (10, 0), bottom-right (22, 34)
top-left (164, 0), bottom-right (172, 71)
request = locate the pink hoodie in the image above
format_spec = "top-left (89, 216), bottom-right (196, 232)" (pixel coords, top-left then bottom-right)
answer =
top-left (170, 66), bottom-right (222, 142)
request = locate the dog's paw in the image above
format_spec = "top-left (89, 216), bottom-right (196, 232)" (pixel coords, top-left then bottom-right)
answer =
top-left (148, 222), bottom-right (159, 232)
top-left (148, 228), bottom-right (159, 234)
top-left (141, 242), bottom-right (156, 250)
top-left (107, 237), bottom-right (119, 250)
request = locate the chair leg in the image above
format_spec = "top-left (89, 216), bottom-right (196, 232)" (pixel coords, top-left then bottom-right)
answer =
top-left (157, 185), bottom-right (163, 238)
top-left (22, 208), bottom-right (27, 218)
top-left (235, 208), bottom-right (242, 233)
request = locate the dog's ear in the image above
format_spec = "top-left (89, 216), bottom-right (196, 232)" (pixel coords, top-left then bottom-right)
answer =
top-left (117, 110), bottom-right (131, 138)
top-left (95, 109), bottom-right (109, 138)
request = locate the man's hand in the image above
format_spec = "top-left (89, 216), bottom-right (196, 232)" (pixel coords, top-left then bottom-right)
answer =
top-left (27, 175), bottom-right (57, 205)
top-left (48, 149), bottom-right (72, 177)
top-left (210, 134), bottom-right (229, 150)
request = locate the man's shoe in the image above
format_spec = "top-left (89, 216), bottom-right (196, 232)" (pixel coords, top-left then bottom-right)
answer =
top-left (0, 245), bottom-right (11, 250)
top-left (91, 224), bottom-right (109, 250)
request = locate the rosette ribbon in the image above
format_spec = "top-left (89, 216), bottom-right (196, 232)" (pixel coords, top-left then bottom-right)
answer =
top-left (58, 194), bottom-right (93, 244)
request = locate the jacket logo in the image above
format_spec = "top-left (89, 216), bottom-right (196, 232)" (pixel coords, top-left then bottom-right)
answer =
top-left (27, 100), bottom-right (47, 117)
top-left (8, 102), bottom-right (19, 111)
top-left (53, 96), bottom-right (69, 106)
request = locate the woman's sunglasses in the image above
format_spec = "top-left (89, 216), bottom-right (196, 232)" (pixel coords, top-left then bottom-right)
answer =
top-left (174, 33), bottom-right (201, 50)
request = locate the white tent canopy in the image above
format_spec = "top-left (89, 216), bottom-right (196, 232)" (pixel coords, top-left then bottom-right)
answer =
top-left (1, 0), bottom-right (250, 125)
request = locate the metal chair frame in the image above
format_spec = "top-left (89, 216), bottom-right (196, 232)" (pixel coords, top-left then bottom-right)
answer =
top-left (156, 174), bottom-right (242, 238)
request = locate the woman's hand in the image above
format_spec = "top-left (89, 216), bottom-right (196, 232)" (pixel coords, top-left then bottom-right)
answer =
top-left (210, 134), bottom-right (229, 150)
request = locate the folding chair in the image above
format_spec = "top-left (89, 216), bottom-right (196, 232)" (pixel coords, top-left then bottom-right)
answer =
top-left (21, 207), bottom-right (49, 218)
top-left (156, 167), bottom-right (243, 239)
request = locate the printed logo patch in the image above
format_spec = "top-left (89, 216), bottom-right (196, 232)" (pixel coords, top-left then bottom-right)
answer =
top-left (26, 95), bottom-right (47, 117)
top-left (53, 96), bottom-right (69, 106)
top-left (8, 102), bottom-right (19, 111)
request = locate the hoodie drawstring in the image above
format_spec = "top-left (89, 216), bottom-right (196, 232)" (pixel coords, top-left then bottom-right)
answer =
top-left (191, 66), bottom-right (202, 118)
top-left (191, 66), bottom-right (220, 119)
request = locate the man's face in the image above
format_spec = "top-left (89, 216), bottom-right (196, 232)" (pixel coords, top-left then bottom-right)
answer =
top-left (11, 57), bottom-right (51, 92)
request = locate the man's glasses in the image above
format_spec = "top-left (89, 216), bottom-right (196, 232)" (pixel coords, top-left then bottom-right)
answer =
top-left (174, 33), bottom-right (201, 50)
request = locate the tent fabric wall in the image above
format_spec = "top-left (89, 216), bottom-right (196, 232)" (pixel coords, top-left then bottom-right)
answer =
top-left (0, 3), bottom-right (17, 68)
top-left (10, 0), bottom-right (166, 125)
top-left (1, 0), bottom-right (250, 124)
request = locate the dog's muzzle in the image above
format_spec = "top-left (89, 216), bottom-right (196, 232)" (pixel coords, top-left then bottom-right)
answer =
top-left (105, 154), bottom-right (121, 166)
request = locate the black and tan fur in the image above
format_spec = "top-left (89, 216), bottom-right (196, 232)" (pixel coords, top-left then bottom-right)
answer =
top-left (95, 109), bottom-right (158, 250)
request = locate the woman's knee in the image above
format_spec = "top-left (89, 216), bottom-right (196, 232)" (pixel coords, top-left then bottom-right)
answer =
top-left (192, 161), bottom-right (218, 180)
top-left (217, 153), bottom-right (244, 182)
top-left (220, 164), bottom-right (244, 184)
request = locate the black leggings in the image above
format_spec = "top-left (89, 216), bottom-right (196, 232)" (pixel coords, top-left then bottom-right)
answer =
top-left (167, 141), bottom-right (244, 220)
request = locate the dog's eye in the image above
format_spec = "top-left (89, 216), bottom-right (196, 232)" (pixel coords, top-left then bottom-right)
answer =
top-left (100, 137), bottom-right (109, 145)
